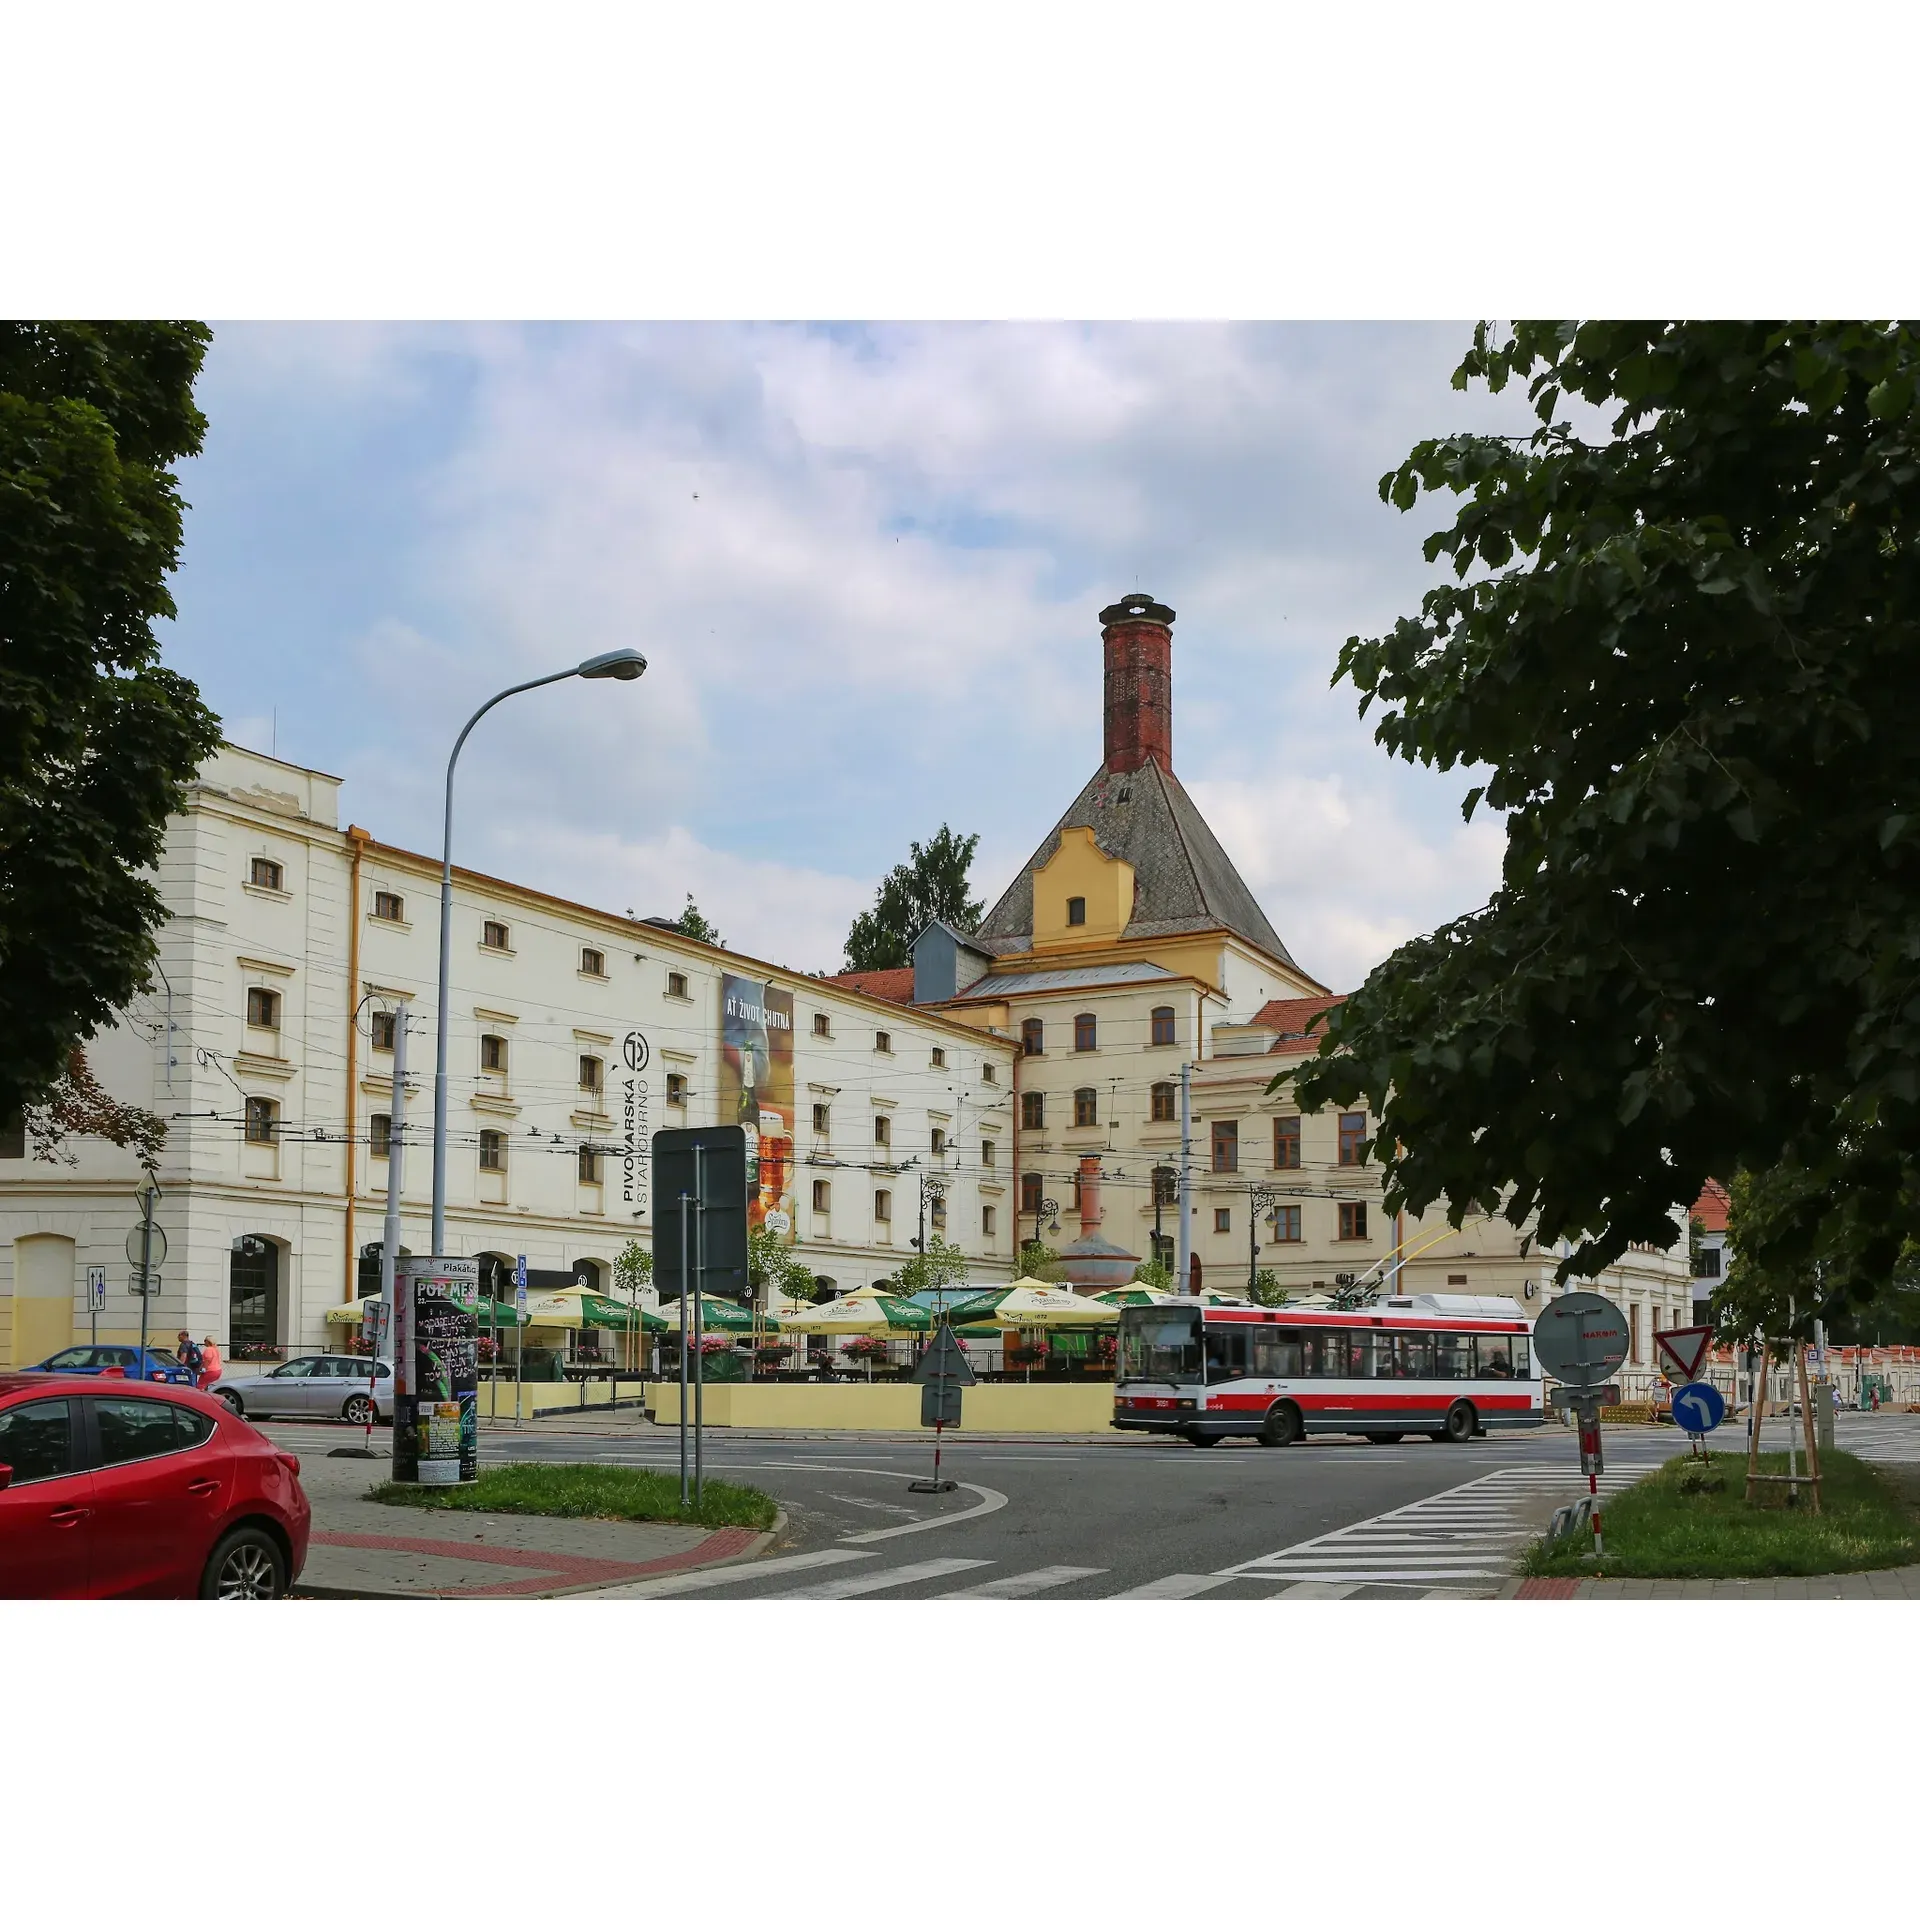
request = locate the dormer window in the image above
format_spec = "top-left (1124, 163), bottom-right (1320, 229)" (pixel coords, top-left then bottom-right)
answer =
top-left (1066, 896), bottom-right (1087, 926)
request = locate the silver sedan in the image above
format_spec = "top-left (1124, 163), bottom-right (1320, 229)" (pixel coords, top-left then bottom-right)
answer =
top-left (215, 1355), bottom-right (394, 1424)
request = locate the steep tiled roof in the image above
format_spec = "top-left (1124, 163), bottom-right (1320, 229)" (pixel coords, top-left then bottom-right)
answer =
top-left (974, 758), bottom-right (1306, 972)
top-left (1692, 1179), bottom-right (1730, 1233)
top-left (828, 966), bottom-right (916, 1004)
top-left (1252, 992), bottom-right (1348, 1055)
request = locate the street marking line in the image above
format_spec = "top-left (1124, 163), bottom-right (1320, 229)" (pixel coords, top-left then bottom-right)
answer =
top-left (1270, 1581), bottom-right (1362, 1601)
top-left (569, 1548), bottom-right (873, 1600)
top-left (934, 1565), bottom-right (1105, 1600)
top-left (1106, 1573), bottom-right (1241, 1600)
top-left (777, 1557), bottom-right (993, 1600)
top-left (735, 1465), bottom-right (1010, 1543)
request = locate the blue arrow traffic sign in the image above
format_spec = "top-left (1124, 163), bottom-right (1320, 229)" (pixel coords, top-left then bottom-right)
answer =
top-left (1671, 1381), bottom-right (1727, 1434)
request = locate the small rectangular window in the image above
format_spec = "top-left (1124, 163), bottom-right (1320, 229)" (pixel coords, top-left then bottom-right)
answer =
top-left (1338, 1201), bottom-right (1368, 1241)
top-left (982, 1205), bottom-right (996, 1237)
top-left (371, 1113), bottom-right (392, 1159)
top-left (875, 1031), bottom-right (892, 1054)
top-left (980, 1138), bottom-right (995, 1168)
top-left (814, 1012), bottom-right (831, 1037)
top-left (480, 1034), bottom-right (507, 1073)
top-left (1021, 1091), bottom-right (1045, 1130)
top-left (482, 920), bottom-right (510, 950)
top-left (1152, 1165), bottom-right (1178, 1205)
top-left (812, 1180), bottom-right (830, 1212)
top-left (249, 857), bottom-right (283, 891)
top-left (479, 1130), bottom-right (505, 1172)
top-left (1066, 895), bottom-right (1086, 926)
top-left (1213, 1207), bottom-right (1232, 1234)
top-left (1274, 1115), bottom-right (1301, 1169)
top-left (578, 1054), bottom-right (601, 1093)
top-left (580, 946), bottom-right (605, 976)
top-left (370, 1010), bottom-right (395, 1052)
top-left (1694, 1247), bottom-right (1722, 1279)
top-left (244, 1097), bottom-right (277, 1144)
top-left (666, 972), bottom-right (689, 998)
top-left (1272, 1205), bottom-right (1301, 1243)
top-left (1021, 1018), bottom-right (1043, 1056)
top-left (578, 1144), bottom-right (601, 1184)
top-left (930, 1127), bottom-right (947, 1156)
top-left (874, 1190), bottom-right (892, 1223)
top-left (931, 1046), bottom-right (946, 1068)
top-left (812, 1102), bottom-right (829, 1134)
top-left (1073, 1087), bottom-right (1098, 1127)
top-left (874, 1115), bottom-right (891, 1148)
top-left (1210, 1120), bottom-right (1238, 1174)
top-left (1151, 1083), bottom-right (1176, 1123)
top-left (246, 987), bottom-right (280, 1030)
top-left (372, 890), bottom-right (404, 922)
top-left (666, 1073), bottom-right (687, 1108)
top-left (1074, 1013), bottom-right (1097, 1051)
top-left (1338, 1112), bottom-right (1368, 1167)
top-left (930, 1194), bottom-right (947, 1229)
top-left (981, 1063), bottom-right (996, 1085)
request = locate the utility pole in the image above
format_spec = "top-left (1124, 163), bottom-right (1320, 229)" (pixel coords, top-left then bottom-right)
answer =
top-left (1152, 1164), bottom-right (1175, 1271)
top-left (380, 1003), bottom-right (407, 1364)
top-left (1176, 1061), bottom-right (1193, 1296)
top-left (134, 1176), bottom-right (161, 1358)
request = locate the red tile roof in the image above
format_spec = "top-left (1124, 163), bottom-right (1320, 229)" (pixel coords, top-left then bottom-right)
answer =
top-left (1692, 1179), bottom-right (1730, 1232)
top-left (1251, 993), bottom-right (1348, 1055)
top-left (829, 966), bottom-right (917, 1005)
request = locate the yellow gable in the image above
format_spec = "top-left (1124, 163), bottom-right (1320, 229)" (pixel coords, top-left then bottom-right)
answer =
top-left (1031, 826), bottom-right (1135, 952)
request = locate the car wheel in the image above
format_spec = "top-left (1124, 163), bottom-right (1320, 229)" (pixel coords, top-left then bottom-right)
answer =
top-left (202, 1527), bottom-right (288, 1600)
top-left (215, 1388), bottom-right (246, 1418)
top-left (342, 1393), bottom-right (376, 1425)
top-left (1441, 1401), bottom-right (1478, 1443)
top-left (1365, 1431), bottom-right (1405, 1444)
top-left (1256, 1402), bottom-right (1303, 1447)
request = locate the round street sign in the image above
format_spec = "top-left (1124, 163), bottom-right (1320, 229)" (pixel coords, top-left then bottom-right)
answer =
top-left (125, 1221), bottom-right (167, 1270)
top-left (1532, 1291), bottom-right (1630, 1385)
top-left (1671, 1381), bottom-right (1727, 1434)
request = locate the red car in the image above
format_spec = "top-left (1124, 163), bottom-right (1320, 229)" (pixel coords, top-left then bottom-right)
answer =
top-left (0, 1372), bottom-right (310, 1598)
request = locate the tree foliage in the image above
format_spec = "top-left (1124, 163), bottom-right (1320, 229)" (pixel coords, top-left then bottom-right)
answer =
top-left (1287, 322), bottom-right (1920, 1296)
top-left (1131, 1257), bottom-right (1176, 1290)
top-left (1247, 1267), bottom-right (1290, 1307)
top-left (1, 322), bottom-right (224, 1127)
top-left (883, 1233), bottom-right (969, 1299)
top-left (1015, 1239), bottom-right (1062, 1283)
top-left (843, 824), bottom-right (983, 971)
top-left (675, 894), bottom-right (723, 946)
top-left (748, 1225), bottom-right (822, 1304)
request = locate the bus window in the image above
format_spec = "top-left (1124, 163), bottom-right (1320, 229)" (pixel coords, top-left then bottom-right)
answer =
top-left (1474, 1335), bottom-right (1516, 1379)
top-left (1381, 1333), bottom-right (1433, 1378)
top-left (1513, 1336), bottom-right (1530, 1379)
top-left (1251, 1329), bottom-right (1303, 1377)
top-left (1119, 1308), bottom-right (1203, 1385)
top-left (1434, 1333), bottom-right (1472, 1380)
top-left (1345, 1329), bottom-right (1376, 1377)
top-left (1205, 1327), bottom-right (1249, 1382)
top-left (1304, 1329), bottom-right (1347, 1379)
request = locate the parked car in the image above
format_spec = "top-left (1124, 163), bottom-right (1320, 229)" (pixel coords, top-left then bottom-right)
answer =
top-left (214, 1354), bottom-right (393, 1425)
top-left (0, 1373), bottom-right (310, 1598)
top-left (29, 1344), bottom-right (195, 1386)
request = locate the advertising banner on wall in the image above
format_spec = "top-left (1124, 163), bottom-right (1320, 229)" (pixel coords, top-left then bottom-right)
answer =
top-left (719, 974), bottom-right (795, 1244)
top-left (392, 1255), bottom-right (479, 1484)
top-left (619, 1028), bottom-right (653, 1224)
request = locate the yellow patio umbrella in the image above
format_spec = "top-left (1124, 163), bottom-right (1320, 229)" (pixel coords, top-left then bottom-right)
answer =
top-left (778, 1286), bottom-right (934, 1337)
top-left (950, 1283), bottom-right (1120, 1330)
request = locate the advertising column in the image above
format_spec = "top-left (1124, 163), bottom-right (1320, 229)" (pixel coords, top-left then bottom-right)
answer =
top-left (393, 1254), bottom-right (480, 1484)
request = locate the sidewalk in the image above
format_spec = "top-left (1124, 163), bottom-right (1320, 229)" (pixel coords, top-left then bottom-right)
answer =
top-left (291, 1452), bottom-right (776, 1598)
top-left (1500, 1567), bottom-right (1920, 1600)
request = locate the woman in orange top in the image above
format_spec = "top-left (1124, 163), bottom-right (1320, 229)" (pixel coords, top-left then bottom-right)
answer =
top-left (197, 1334), bottom-right (224, 1391)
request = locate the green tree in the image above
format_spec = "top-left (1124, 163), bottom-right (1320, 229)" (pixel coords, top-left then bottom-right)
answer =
top-left (842, 825), bottom-right (983, 971)
top-left (1248, 1268), bottom-right (1290, 1307)
top-left (611, 1238), bottom-right (653, 1301)
top-left (675, 894), bottom-right (722, 946)
top-left (1, 322), bottom-right (224, 1130)
top-left (883, 1233), bottom-right (969, 1299)
top-left (748, 1225), bottom-right (822, 1305)
top-left (1015, 1239), bottom-right (1063, 1283)
top-left (1288, 322), bottom-right (1920, 1301)
top-left (1131, 1257), bottom-right (1176, 1290)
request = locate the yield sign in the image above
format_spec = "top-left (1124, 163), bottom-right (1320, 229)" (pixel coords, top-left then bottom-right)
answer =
top-left (1654, 1325), bottom-right (1715, 1384)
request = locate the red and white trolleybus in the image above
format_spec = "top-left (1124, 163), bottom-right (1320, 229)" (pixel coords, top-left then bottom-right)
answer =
top-left (1113, 1292), bottom-right (1541, 1446)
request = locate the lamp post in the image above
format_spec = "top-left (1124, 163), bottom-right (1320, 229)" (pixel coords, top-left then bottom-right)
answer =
top-left (1248, 1182), bottom-right (1280, 1297)
top-left (429, 649), bottom-right (646, 1256)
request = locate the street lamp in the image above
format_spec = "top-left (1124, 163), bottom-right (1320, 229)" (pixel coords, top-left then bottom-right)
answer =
top-left (430, 649), bottom-right (647, 1254)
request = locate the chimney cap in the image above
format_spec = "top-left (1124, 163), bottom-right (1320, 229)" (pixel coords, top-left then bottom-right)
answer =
top-left (1100, 594), bottom-right (1175, 627)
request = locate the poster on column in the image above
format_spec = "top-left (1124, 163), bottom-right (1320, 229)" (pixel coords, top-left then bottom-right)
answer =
top-left (719, 973), bottom-right (795, 1244)
top-left (392, 1256), bottom-right (479, 1484)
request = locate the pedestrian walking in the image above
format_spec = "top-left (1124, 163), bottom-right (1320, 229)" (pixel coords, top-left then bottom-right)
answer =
top-left (175, 1330), bottom-right (203, 1386)
top-left (197, 1334), bottom-right (223, 1393)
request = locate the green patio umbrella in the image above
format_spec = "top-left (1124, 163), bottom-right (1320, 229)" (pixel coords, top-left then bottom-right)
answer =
top-left (651, 1293), bottom-right (760, 1334)
top-left (524, 1283), bottom-right (663, 1332)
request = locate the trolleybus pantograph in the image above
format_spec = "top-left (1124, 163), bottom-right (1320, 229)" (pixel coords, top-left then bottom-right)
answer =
top-left (1113, 1292), bottom-right (1541, 1447)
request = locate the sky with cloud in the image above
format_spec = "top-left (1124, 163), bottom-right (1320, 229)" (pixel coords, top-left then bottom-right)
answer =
top-left (164, 322), bottom-right (1534, 990)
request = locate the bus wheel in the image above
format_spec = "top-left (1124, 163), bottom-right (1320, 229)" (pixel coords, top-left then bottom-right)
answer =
top-left (1365, 1431), bottom-right (1404, 1444)
top-left (1441, 1401), bottom-right (1478, 1443)
top-left (1187, 1431), bottom-right (1221, 1448)
top-left (1257, 1402), bottom-right (1303, 1448)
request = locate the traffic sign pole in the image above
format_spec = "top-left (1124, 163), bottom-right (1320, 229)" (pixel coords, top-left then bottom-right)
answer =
top-left (1535, 1292), bottom-right (1632, 1561)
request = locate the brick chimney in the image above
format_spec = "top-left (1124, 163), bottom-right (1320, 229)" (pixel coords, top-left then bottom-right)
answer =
top-left (1099, 593), bottom-right (1175, 774)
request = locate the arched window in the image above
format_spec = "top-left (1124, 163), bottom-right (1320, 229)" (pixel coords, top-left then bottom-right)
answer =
top-left (1150, 1005), bottom-right (1176, 1046)
top-left (1021, 1018), bottom-right (1043, 1056)
top-left (1073, 1013), bottom-right (1096, 1052)
top-left (1073, 1087), bottom-right (1098, 1127)
top-left (1151, 1082), bottom-right (1176, 1122)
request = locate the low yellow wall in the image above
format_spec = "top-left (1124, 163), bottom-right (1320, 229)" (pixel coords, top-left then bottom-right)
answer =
top-left (645, 1381), bottom-right (1117, 1434)
top-left (478, 1378), bottom-right (641, 1417)
top-left (8, 1297), bottom-right (72, 1370)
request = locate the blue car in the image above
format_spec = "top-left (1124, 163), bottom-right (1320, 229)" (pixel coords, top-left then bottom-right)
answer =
top-left (30, 1343), bottom-right (196, 1386)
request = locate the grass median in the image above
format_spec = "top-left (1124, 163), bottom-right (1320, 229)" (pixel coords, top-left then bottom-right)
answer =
top-left (366, 1462), bottom-right (777, 1531)
top-left (1521, 1449), bottom-right (1920, 1581)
